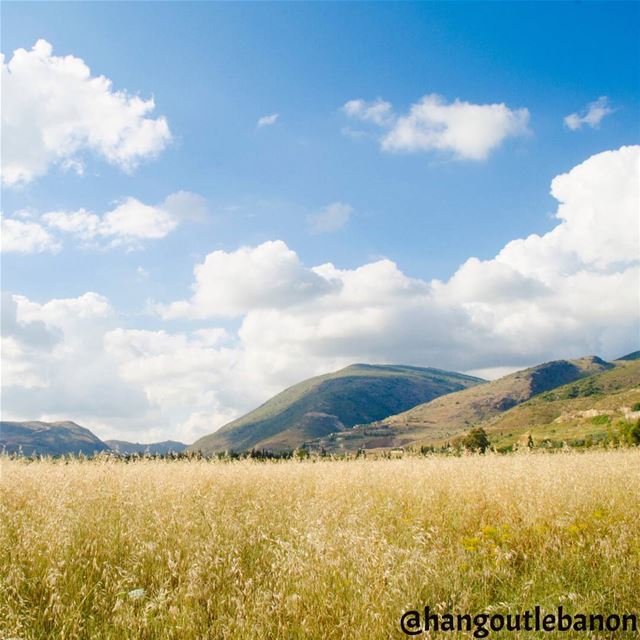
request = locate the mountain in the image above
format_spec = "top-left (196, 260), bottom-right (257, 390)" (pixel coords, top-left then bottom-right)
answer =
top-left (189, 364), bottom-right (483, 454)
top-left (0, 421), bottom-right (110, 456)
top-left (314, 356), bottom-right (613, 452)
top-left (481, 358), bottom-right (640, 449)
top-left (616, 350), bottom-right (640, 361)
top-left (105, 440), bottom-right (187, 455)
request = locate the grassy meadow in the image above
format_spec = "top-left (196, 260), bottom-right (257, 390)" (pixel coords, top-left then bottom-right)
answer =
top-left (1, 450), bottom-right (639, 639)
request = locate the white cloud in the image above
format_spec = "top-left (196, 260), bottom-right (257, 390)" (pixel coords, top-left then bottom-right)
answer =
top-left (1, 217), bottom-right (61, 253)
top-left (382, 95), bottom-right (530, 160)
top-left (42, 209), bottom-right (102, 242)
top-left (2, 147), bottom-right (638, 443)
top-left (0, 291), bottom-right (237, 442)
top-left (307, 202), bottom-right (354, 234)
top-left (564, 96), bottom-right (613, 131)
top-left (432, 145), bottom-right (639, 360)
top-left (43, 200), bottom-right (174, 249)
top-left (464, 366), bottom-right (522, 381)
top-left (136, 266), bottom-right (149, 281)
top-left (257, 113), bottom-right (279, 128)
top-left (503, 146), bottom-right (639, 271)
top-left (161, 145), bottom-right (638, 382)
top-left (343, 93), bottom-right (530, 160)
top-left (40, 191), bottom-right (204, 250)
top-left (161, 191), bottom-right (209, 222)
top-left (1, 292), bottom-right (58, 389)
top-left (14, 291), bottom-right (113, 333)
top-left (103, 328), bottom-right (234, 411)
top-left (342, 99), bottom-right (393, 126)
top-left (159, 239), bottom-right (336, 318)
top-left (2, 291), bottom-right (109, 389)
top-left (1, 39), bottom-right (171, 186)
top-left (100, 198), bottom-right (177, 242)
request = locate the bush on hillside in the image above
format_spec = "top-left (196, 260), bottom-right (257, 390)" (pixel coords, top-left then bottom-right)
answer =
top-left (620, 419), bottom-right (640, 446)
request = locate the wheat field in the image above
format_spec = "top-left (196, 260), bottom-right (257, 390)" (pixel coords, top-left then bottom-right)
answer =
top-left (1, 450), bottom-right (639, 639)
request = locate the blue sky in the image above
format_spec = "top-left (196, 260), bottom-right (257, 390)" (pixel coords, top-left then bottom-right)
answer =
top-left (2, 2), bottom-right (639, 441)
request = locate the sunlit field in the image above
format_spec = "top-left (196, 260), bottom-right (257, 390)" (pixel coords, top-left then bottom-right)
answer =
top-left (2, 450), bottom-right (639, 639)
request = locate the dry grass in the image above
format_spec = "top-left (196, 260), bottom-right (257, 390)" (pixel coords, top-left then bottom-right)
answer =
top-left (1, 450), bottom-right (639, 639)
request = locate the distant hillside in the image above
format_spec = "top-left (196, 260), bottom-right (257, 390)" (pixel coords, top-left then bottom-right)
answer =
top-left (105, 440), bottom-right (187, 455)
top-left (616, 350), bottom-right (640, 361)
top-left (0, 421), bottom-right (109, 456)
top-left (190, 364), bottom-right (483, 454)
top-left (482, 359), bottom-right (640, 449)
top-left (314, 356), bottom-right (612, 452)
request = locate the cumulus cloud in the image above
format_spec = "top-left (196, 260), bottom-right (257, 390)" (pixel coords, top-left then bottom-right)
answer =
top-left (1, 292), bottom-right (59, 388)
top-left (159, 240), bottom-right (336, 319)
top-left (1, 292), bottom-right (152, 436)
top-left (103, 328), bottom-right (240, 436)
top-left (432, 145), bottom-right (639, 359)
top-left (96, 199), bottom-right (176, 243)
top-left (342, 93), bottom-right (530, 160)
top-left (1, 291), bottom-right (236, 442)
top-left (1, 39), bottom-right (171, 186)
top-left (307, 202), bottom-right (354, 234)
top-left (382, 95), bottom-right (530, 160)
top-left (2, 146), bottom-right (638, 442)
top-left (159, 145), bottom-right (640, 395)
top-left (39, 191), bottom-right (204, 250)
top-left (257, 113), bottom-right (279, 128)
top-left (498, 145), bottom-right (639, 271)
top-left (564, 96), bottom-right (613, 131)
top-left (1, 217), bottom-right (61, 253)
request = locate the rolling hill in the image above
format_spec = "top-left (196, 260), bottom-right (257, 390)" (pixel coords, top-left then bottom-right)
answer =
top-left (105, 440), bottom-right (187, 455)
top-left (189, 364), bottom-right (483, 454)
top-left (0, 423), bottom-right (188, 457)
top-left (313, 356), bottom-right (614, 453)
top-left (6, 354), bottom-right (635, 457)
top-left (482, 358), bottom-right (640, 449)
top-left (0, 421), bottom-right (110, 456)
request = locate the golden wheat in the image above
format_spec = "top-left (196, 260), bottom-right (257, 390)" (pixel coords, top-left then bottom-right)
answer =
top-left (1, 449), bottom-right (639, 639)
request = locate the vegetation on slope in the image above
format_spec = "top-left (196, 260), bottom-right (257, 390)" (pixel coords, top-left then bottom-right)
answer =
top-left (190, 364), bottom-right (482, 454)
top-left (314, 356), bottom-right (612, 453)
top-left (482, 359), bottom-right (640, 449)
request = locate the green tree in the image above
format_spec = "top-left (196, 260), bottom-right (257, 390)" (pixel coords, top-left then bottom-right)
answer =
top-left (460, 427), bottom-right (490, 453)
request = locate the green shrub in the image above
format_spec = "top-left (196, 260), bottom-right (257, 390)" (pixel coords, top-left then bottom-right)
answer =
top-left (620, 419), bottom-right (640, 446)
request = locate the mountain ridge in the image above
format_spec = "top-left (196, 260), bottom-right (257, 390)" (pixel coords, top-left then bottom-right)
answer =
top-left (311, 356), bottom-right (615, 453)
top-left (0, 421), bottom-right (110, 457)
top-left (0, 422), bottom-right (189, 457)
top-left (4, 353), bottom-right (637, 457)
top-left (482, 358), bottom-right (640, 449)
top-left (190, 363), bottom-right (483, 454)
